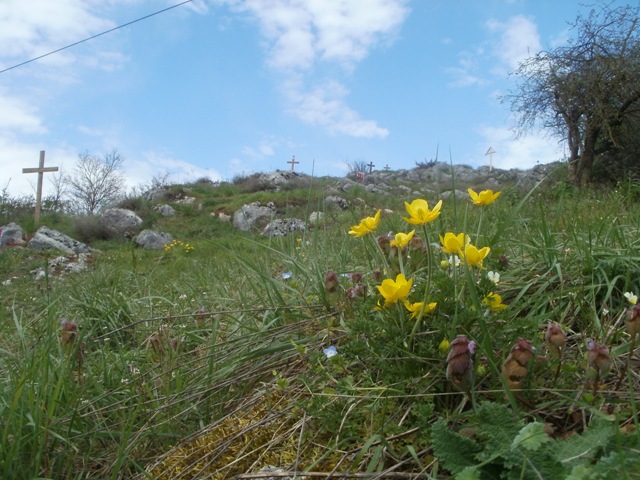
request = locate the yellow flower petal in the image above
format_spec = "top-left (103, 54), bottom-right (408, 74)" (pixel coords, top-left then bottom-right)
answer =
top-left (468, 188), bottom-right (501, 206)
top-left (348, 209), bottom-right (381, 237)
top-left (390, 230), bottom-right (415, 249)
top-left (439, 232), bottom-right (466, 254)
top-left (376, 273), bottom-right (413, 306)
top-left (483, 292), bottom-right (508, 312)
top-left (403, 199), bottom-right (443, 225)
top-left (462, 243), bottom-right (490, 268)
top-left (404, 300), bottom-right (437, 319)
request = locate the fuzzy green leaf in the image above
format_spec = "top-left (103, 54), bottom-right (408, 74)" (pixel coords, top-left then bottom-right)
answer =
top-left (474, 402), bottom-right (523, 462)
top-left (511, 422), bottom-right (551, 451)
top-left (554, 416), bottom-right (615, 469)
top-left (455, 466), bottom-right (481, 480)
top-left (431, 418), bottom-right (481, 474)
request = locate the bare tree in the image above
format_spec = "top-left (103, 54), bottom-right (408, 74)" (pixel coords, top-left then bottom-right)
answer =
top-left (503, 4), bottom-right (640, 187)
top-left (65, 150), bottom-right (125, 214)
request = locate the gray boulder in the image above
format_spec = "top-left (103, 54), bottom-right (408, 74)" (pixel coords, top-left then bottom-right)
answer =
top-left (134, 230), bottom-right (173, 250)
top-left (28, 226), bottom-right (92, 254)
top-left (0, 222), bottom-right (25, 247)
top-left (308, 211), bottom-right (324, 224)
top-left (146, 187), bottom-right (171, 202)
top-left (101, 208), bottom-right (143, 237)
top-left (153, 204), bottom-right (176, 217)
top-left (233, 202), bottom-right (275, 231)
top-left (262, 218), bottom-right (306, 236)
top-left (325, 195), bottom-right (349, 210)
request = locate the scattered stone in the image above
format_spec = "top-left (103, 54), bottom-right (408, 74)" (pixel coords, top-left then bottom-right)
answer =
top-left (175, 196), bottom-right (196, 205)
top-left (0, 222), bottom-right (25, 247)
top-left (325, 195), bottom-right (349, 210)
top-left (28, 226), bottom-right (93, 254)
top-left (233, 202), bottom-right (275, 231)
top-left (262, 218), bottom-right (306, 236)
top-left (146, 187), bottom-right (171, 202)
top-left (439, 189), bottom-right (467, 200)
top-left (134, 230), bottom-right (173, 250)
top-left (217, 212), bottom-right (231, 222)
top-left (308, 211), bottom-right (324, 224)
top-left (153, 204), bottom-right (176, 217)
top-left (32, 253), bottom-right (93, 279)
top-left (101, 208), bottom-right (143, 237)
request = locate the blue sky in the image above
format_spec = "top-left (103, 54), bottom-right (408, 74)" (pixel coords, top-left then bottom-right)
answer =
top-left (0, 0), bottom-right (631, 196)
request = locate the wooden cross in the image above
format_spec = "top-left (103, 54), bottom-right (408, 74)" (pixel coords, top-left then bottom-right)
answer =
top-left (22, 150), bottom-right (59, 226)
top-left (287, 155), bottom-right (299, 171)
top-left (486, 147), bottom-right (496, 172)
top-left (367, 162), bottom-right (375, 173)
top-left (384, 164), bottom-right (390, 171)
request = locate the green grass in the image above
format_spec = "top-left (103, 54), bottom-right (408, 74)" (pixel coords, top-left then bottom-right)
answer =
top-left (1, 172), bottom-right (640, 479)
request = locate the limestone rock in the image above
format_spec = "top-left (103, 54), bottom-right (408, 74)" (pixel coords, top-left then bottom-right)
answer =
top-left (233, 202), bottom-right (275, 231)
top-left (0, 222), bottom-right (25, 247)
top-left (28, 226), bottom-right (92, 254)
top-left (134, 230), bottom-right (173, 250)
top-left (153, 204), bottom-right (176, 217)
top-left (101, 208), bottom-right (143, 237)
top-left (262, 218), bottom-right (306, 236)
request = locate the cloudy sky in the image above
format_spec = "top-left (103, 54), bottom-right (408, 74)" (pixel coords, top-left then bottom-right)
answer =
top-left (0, 0), bottom-right (629, 196)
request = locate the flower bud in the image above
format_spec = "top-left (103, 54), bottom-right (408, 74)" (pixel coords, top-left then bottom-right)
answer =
top-left (376, 234), bottom-right (391, 255)
top-left (545, 323), bottom-right (567, 358)
top-left (349, 272), bottom-right (363, 284)
top-left (324, 271), bottom-right (340, 293)
top-left (627, 304), bottom-right (640, 338)
top-left (587, 339), bottom-right (611, 378)
top-left (438, 338), bottom-right (450, 355)
top-left (60, 318), bottom-right (78, 347)
top-left (446, 335), bottom-right (475, 391)
top-left (501, 338), bottom-right (535, 389)
top-left (371, 269), bottom-right (382, 282)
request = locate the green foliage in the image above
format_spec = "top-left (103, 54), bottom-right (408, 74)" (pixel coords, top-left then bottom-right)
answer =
top-left (431, 419), bottom-right (481, 474)
top-left (2, 169), bottom-right (640, 478)
top-left (431, 403), bottom-right (639, 479)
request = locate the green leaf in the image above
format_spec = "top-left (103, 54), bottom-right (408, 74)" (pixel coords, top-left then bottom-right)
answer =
top-left (431, 419), bottom-right (482, 474)
top-left (555, 416), bottom-right (615, 469)
top-left (455, 466), bottom-right (481, 480)
top-left (511, 422), bottom-right (552, 451)
top-left (475, 402), bottom-right (523, 462)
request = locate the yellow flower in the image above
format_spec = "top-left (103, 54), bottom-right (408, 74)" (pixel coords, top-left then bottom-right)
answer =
top-left (439, 232), bottom-right (466, 254)
top-left (624, 292), bottom-right (638, 305)
top-left (483, 292), bottom-right (508, 312)
top-left (468, 188), bottom-right (501, 206)
top-left (376, 273), bottom-right (413, 307)
top-left (438, 338), bottom-right (450, 354)
top-left (348, 209), bottom-right (381, 237)
top-left (403, 199), bottom-right (443, 225)
top-left (390, 230), bottom-right (415, 249)
top-left (461, 243), bottom-right (490, 268)
top-left (404, 300), bottom-right (437, 319)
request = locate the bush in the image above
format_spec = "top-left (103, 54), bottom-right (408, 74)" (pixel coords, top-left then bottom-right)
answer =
top-left (73, 215), bottom-right (117, 243)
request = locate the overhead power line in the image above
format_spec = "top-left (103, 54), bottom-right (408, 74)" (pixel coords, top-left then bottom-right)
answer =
top-left (0, 0), bottom-right (194, 75)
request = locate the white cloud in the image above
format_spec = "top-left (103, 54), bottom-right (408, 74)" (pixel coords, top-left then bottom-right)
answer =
top-left (0, 0), bottom-right (113, 69)
top-left (0, 141), bottom-right (76, 197)
top-left (476, 125), bottom-right (565, 170)
top-left (122, 152), bottom-right (224, 189)
top-left (216, 0), bottom-right (407, 137)
top-left (286, 79), bottom-right (388, 138)
top-left (0, 88), bottom-right (46, 134)
top-left (486, 15), bottom-right (541, 71)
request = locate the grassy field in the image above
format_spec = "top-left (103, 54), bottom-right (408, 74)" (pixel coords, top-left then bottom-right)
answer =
top-left (1, 168), bottom-right (640, 479)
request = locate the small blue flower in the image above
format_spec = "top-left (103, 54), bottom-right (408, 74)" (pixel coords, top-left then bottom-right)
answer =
top-left (281, 272), bottom-right (292, 280)
top-left (323, 345), bottom-right (338, 358)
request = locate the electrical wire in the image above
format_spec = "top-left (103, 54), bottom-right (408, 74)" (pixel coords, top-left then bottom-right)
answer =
top-left (0, 0), bottom-right (195, 75)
